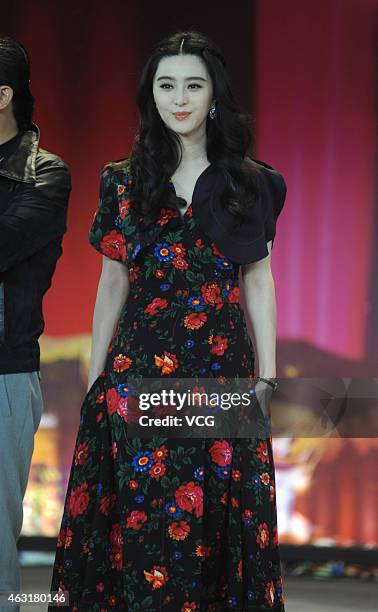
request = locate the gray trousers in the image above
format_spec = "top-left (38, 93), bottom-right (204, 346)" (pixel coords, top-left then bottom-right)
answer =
top-left (0, 372), bottom-right (43, 610)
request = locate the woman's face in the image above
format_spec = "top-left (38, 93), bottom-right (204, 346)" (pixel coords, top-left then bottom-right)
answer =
top-left (152, 53), bottom-right (214, 139)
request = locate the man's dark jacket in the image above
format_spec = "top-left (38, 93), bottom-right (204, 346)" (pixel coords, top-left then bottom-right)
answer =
top-left (0, 124), bottom-right (71, 374)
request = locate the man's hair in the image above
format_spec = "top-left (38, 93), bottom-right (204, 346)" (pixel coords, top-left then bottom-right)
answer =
top-left (0, 34), bottom-right (34, 131)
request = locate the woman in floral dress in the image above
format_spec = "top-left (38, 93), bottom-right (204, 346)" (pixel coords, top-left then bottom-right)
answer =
top-left (49, 31), bottom-right (287, 611)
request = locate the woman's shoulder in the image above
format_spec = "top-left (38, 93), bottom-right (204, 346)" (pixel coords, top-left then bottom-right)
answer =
top-left (100, 156), bottom-right (133, 184)
top-left (245, 156), bottom-right (287, 195)
top-left (245, 155), bottom-right (284, 176)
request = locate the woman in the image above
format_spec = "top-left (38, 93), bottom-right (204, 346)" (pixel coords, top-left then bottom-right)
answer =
top-left (50, 31), bottom-right (287, 611)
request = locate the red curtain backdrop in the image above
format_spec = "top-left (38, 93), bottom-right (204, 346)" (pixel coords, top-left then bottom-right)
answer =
top-left (2, 0), bottom-right (377, 366)
top-left (255, 0), bottom-right (377, 363)
top-left (4, 0), bottom-right (377, 547)
top-left (15, 2), bottom-right (144, 335)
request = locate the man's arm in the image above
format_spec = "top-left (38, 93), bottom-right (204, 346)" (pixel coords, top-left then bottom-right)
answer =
top-left (0, 156), bottom-right (71, 274)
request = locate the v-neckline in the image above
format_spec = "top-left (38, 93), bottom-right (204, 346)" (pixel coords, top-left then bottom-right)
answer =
top-left (169, 163), bottom-right (213, 217)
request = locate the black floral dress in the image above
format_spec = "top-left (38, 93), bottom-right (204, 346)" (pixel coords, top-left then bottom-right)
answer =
top-left (49, 160), bottom-right (285, 612)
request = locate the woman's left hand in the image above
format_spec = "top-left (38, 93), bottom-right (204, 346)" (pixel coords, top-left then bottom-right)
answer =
top-left (254, 378), bottom-right (275, 420)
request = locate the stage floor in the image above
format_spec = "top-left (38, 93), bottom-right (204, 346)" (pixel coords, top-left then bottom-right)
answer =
top-left (18, 567), bottom-right (377, 611)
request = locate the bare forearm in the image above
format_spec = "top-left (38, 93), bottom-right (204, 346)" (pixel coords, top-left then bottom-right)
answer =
top-left (88, 275), bottom-right (129, 390)
top-left (242, 275), bottom-right (277, 378)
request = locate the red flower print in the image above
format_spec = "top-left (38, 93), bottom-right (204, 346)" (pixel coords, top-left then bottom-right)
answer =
top-left (157, 208), bottom-right (179, 225)
top-left (168, 520), bottom-right (190, 541)
top-left (171, 242), bottom-right (187, 256)
top-left (209, 335), bottom-right (229, 356)
top-left (145, 297), bottom-right (168, 315)
top-left (129, 265), bottom-right (140, 282)
top-left (129, 480), bottom-right (139, 490)
top-left (57, 527), bottom-right (73, 549)
top-left (238, 559), bottom-right (243, 580)
top-left (99, 493), bottom-right (117, 516)
top-left (113, 354), bottom-right (132, 372)
top-left (155, 269), bottom-right (165, 279)
top-left (96, 583), bottom-right (105, 592)
top-left (195, 238), bottom-right (205, 249)
top-left (67, 483), bottom-right (90, 518)
top-left (117, 397), bottom-right (128, 422)
top-left (110, 547), bottom-right (123, 570)
top-left (96, 391), bottom-right (105, 404)
top-left (195, 544), bottom-right (211, 559)
top-left (260, 472), bottom-right (270, 485)
top-left (201, 282), bottom-right (223, 310)
top-left (232, 469), bottom-right (242, 481)
top-left (64, 529), bottom-right (73, 549)
top-left (172, 256), bottom-right (189, 270)
top-left (126, 510), bottom-right (148, 531)
top-left (154, 351), bottom-right (179, 375)
top-left (100, 230), bottom-right (126, 262)
top-left (117, 184), bottom-right (125, 195)
top-left (111, 441), bottom-right (118, 458)
top-left (149, 462), bottom-right (166, 478)
top-left (74, 442), bottom-right (89, 466)
top-left (257, 522), bottom-right (270, 549)
top-left (152, 445), bottom-right (168, 462)
top-left (211, 243), bottom-right (225, 257)
top-left (106, 388), bottom-right (121, 415)
top-left (256, 441), bottom-right (270, 463)
top-left (220, 490), bottom-right (229, 505)
top-left (144, 565), bottom-right (169, 589)
top-left (264, 580), bottom-right (275, 608)
top-left (208, 440), bottom-right (233, 467)
top-left (175, 481), bottom-right (203, 518)
top-left (182, 603), bottom-right (196, 612)
top-left (228, 286), bottom-right (239, 304)
top-left (109, 525), bottom-right (124, 570)
top-left (119, 198), bottom-right (130, 218)
top-left (108, 595), bottom-right (117, 606)
top-left (184, 312), bottom-right (207, 330)
top-left (110, 523), bottom-right (124, 547)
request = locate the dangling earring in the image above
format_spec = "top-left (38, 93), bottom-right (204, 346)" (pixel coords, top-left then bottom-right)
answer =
top-left (209, 103), bottom-right (216, 120)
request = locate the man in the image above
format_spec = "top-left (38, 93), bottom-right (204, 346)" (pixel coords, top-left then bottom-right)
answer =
top-left (0, 35), bottom-right (71, 605)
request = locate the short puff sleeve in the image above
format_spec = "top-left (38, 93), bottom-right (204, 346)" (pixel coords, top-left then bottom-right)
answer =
top-left (88, 164), bottom-right (127, 263)
top-left (192, 159), bottom-right (287, 265)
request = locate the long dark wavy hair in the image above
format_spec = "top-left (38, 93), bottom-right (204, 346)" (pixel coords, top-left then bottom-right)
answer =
top-left (0, 34), bottom-right (34, 132)
top-left (129, 30), bottom-right (260, 227)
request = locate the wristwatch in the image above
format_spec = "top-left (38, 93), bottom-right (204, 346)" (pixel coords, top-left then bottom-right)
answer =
top-left (257, 377), bottom-right (279, 391)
